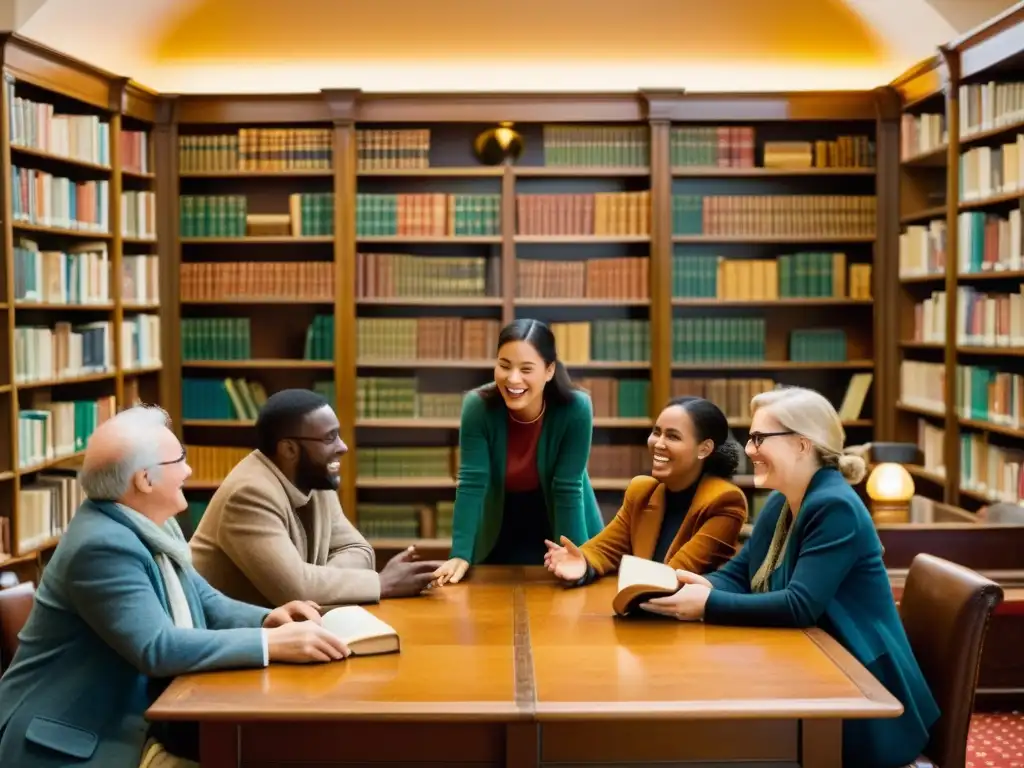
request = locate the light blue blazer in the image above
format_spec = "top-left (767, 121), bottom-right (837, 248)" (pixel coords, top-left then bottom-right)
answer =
top-left (0, 499), bottom-right (271, 766)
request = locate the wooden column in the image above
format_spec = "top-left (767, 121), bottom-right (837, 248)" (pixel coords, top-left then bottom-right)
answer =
top-left (108, 82), bottom-right (125, 407)
top-left (940, 47), bottom-right (961, 507)
top-left (323, 89), bottom-right (360, 522)
top-left (641, 90), bottom-right (682, 417)
top-left (872, 85), bottom-right (903, 442)
top-left (154, 97), bottom-right (181, 433)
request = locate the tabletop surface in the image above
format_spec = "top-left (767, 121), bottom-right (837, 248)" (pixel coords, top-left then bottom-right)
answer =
top-left (148, 566), bottom-right (903, 723)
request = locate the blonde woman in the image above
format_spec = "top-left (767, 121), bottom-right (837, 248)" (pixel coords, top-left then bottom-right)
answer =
top-left (641, 386), bottom-right (939, 768)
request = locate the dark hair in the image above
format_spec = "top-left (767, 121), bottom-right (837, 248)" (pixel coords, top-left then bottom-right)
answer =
top-left (663, 395), bottom-right (741, 479)
top-left (255, 388), bottom-right (330, 456)
top-left (478, 318), bottom-right (578, 407)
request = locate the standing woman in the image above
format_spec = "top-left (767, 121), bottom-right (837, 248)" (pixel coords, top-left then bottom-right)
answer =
top-left (432, 319), bottom-right (604, 585)
top-left (544, 396), bottom-right (748, 584)
top-left (642, 386), bottom-right (939, 768)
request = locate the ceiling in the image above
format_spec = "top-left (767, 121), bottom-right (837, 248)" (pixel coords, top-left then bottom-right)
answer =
top-left (8, 0), bottom-right (1020, 93)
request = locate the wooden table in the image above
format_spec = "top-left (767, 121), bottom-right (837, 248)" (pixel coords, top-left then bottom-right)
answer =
top-left (147, 566), bottom-right (902, 767)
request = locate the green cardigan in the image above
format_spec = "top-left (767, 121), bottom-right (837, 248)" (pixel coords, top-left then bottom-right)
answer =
top-left (450, 386), bottom-right (605, 563)
top-left (705, 468), bottom-right (940, 768)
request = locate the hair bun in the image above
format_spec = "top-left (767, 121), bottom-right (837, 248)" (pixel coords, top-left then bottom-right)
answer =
top-left (838, 453), bottom-right (867, 485)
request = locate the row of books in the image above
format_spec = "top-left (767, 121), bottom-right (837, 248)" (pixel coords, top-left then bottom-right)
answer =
top-left (910, 287), bottom-right (1024, 348)
top-left (178, 129), bottom-right (334, 172)
top-left (674, 253), bottom-right (871, 300)
top-left (356, 193), bottom-right (500, 238)
top-left (17, 397), bottom-right (114, 469)
top-left (11, 167), bottom-right (109, 233)
top-left (672, 195), bottom-right (876, 237)
top-left (8, 471), bottom-right (82, 558)
top-left (179, 193), bottom-right (334, 238)
top-left (180, 261), bottom-right (334, 302)
top-left (356, 318), bottom-right (499, 362)
top-left (13, 244), bottom-right (158, 306)
top-left (900, 113), bottom-right (946, 159)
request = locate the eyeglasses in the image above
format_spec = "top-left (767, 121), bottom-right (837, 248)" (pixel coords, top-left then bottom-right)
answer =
top-left (747, 431), bottom-right (795, 449)
top-left (283, 433), bottom-right (341, 446)
top-left (156, 447), bottom-right (187, 466)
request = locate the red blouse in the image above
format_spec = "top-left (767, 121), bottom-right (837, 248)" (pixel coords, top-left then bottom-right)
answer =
top-left (505, 410), bottom-right (544, 492)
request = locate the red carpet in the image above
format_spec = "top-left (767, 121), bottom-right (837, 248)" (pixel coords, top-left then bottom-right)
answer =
top-left (969, 712), bottom-right (1024, 767)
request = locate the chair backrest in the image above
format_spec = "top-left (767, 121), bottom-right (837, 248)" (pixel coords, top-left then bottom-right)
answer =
top-left (899, 553), bottom-right (1003, 767)
top-left (0, 581), bottom-right (35, 674)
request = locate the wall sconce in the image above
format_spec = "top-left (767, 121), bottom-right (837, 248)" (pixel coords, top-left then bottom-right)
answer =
top-left (865, 462), bottom-right (915, 523)
top-left (473, 121), bottom-right (524, 166)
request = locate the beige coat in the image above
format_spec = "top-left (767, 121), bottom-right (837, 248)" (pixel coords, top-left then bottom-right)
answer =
top-left (190, 451), bottom-right (380, 607)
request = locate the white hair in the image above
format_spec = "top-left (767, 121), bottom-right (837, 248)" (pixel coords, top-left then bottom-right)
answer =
top-left (78, 405), bottom-right (172, 500)
top-left (750, 386), bottom-right (867, 485)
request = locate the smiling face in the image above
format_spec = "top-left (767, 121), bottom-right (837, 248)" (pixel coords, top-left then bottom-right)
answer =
top-left (745, 406), bottom-right (802, 491)
top-left (132, 426), bottom-right (193, 522)
top-left (647, 404), bottom-right (713, 489)
top-left (292, 405), bottom-right (347, 491)
top-left (494, 340), bottom-right (554, 418)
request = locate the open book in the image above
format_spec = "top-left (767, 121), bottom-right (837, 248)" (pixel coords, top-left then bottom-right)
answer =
top-left (321, 605), bottom-right (400, 656)
top-left (612, 555), bottom-right (681, 616)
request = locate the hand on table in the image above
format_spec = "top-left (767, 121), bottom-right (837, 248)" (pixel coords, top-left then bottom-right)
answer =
top-left (266, 621), bottom-right (350, 663)
top-left (543, 536), bottom-right (587, 582)
top-left (432, 557), bottom-right (469, 586)
top-left (380, 546), bottom-right (444, 598)
top-left (263, 600), bottom-right (322, 628)
top-left (640, 569), bottom-right (712, 621)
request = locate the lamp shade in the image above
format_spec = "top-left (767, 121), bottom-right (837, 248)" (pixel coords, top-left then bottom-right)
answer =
top-left (865, 462), bottom-right (915, 503)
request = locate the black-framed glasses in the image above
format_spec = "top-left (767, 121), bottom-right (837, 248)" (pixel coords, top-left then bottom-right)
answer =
top-left (283, 434), bottom-right (341, 446)
top-left (747, 431), bottom-right (795, 449)
top-left (156, 447), bottom-right (187, 466)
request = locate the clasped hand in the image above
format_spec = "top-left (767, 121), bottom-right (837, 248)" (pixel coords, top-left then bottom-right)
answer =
top-left (640, 570), bottom-right (713, 621)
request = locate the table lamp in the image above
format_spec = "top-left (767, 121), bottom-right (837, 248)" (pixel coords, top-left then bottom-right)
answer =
top-left (864, 442), bottom-right (921, 524)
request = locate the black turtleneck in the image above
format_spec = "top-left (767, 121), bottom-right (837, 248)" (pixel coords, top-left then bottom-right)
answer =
top-left (652, 480), bottom-right (700, 563)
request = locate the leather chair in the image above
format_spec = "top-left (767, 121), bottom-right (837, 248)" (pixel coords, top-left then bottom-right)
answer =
top-left (0, 581), bottom-right (35, 675)
top-left (899, 553), bottom-right (1003, 767)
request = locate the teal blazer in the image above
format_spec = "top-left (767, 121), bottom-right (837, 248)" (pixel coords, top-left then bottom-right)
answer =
top-left (450, 386), bottom-right (605, 562)
top-left (0, 500), bottom-right (270, 767)
top-left (704, 468), bottom-right (939, 768)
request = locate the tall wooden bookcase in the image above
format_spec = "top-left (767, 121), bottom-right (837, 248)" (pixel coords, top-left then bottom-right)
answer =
top-left (892, 5), bottom-right (1024, 511)
top-left (0, 36), bottom-right (166, 574)
top-left (155, 90), bottom-right (899, 555)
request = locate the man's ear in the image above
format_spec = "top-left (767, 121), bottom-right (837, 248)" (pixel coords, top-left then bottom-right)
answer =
top-left (134, 469), bottom-right (154, 495)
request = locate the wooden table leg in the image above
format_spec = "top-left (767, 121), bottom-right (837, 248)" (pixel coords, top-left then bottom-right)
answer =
top-left (199, 722), bottom-right (238, 768)
top-left (505, 722), bottom-right (539, 768)
top-left (800, 719), bottom-right (842, 768)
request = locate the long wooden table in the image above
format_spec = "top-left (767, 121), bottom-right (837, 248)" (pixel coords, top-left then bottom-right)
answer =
top-left (147, 566), bottom-right (902, 767)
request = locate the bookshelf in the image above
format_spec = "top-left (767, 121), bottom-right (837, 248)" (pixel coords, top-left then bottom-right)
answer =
top-left (893, 55), bottom-right (952, 501)
top-left (0, 38), bottom-right (165, 573)
top-left (162, 90), bottom-right (897, 553)
top-left (891, 4), bottom-right (1024, 511)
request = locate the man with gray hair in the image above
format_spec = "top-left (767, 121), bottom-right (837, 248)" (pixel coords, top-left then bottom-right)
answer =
top-left (0, 405), bottom-right (350, 768)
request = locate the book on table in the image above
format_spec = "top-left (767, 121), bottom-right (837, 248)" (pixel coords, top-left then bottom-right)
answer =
top-left (321, 605), bottom-right (400, 656)
top-left (612, 554), bottom-right (681, 617)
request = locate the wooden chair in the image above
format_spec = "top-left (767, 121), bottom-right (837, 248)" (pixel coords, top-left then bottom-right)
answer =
top-left (899, 553), bottom-right (1003, 767)
top-left (0, 581), bottom-right (35, 675)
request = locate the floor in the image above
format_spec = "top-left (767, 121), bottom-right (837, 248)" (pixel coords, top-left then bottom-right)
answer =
top-left (969, 712), bottom-right (1024, 767)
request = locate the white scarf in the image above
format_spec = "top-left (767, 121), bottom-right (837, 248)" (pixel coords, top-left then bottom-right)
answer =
top-left (118, 505), bottom-right (194, 629)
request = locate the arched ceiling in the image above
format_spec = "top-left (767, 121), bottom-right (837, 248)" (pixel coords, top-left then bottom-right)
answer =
top-left (10, 0), bottom-right (1019, 93)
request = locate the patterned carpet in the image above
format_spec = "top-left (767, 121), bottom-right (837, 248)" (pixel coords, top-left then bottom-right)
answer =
top-left (969, 712), bottom-right (1024, 767)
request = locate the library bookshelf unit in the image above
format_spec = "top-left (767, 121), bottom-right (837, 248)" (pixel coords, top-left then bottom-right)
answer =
top-left (0, 36), bottom-right (166, 574)
top-left (159, 90), bottom-right (898, 557)
top-left (892, 4), bottom-right (1024, 512)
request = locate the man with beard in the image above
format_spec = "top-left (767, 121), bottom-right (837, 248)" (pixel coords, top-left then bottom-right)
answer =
top-left (190, 389), bottom-right (441, 607)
